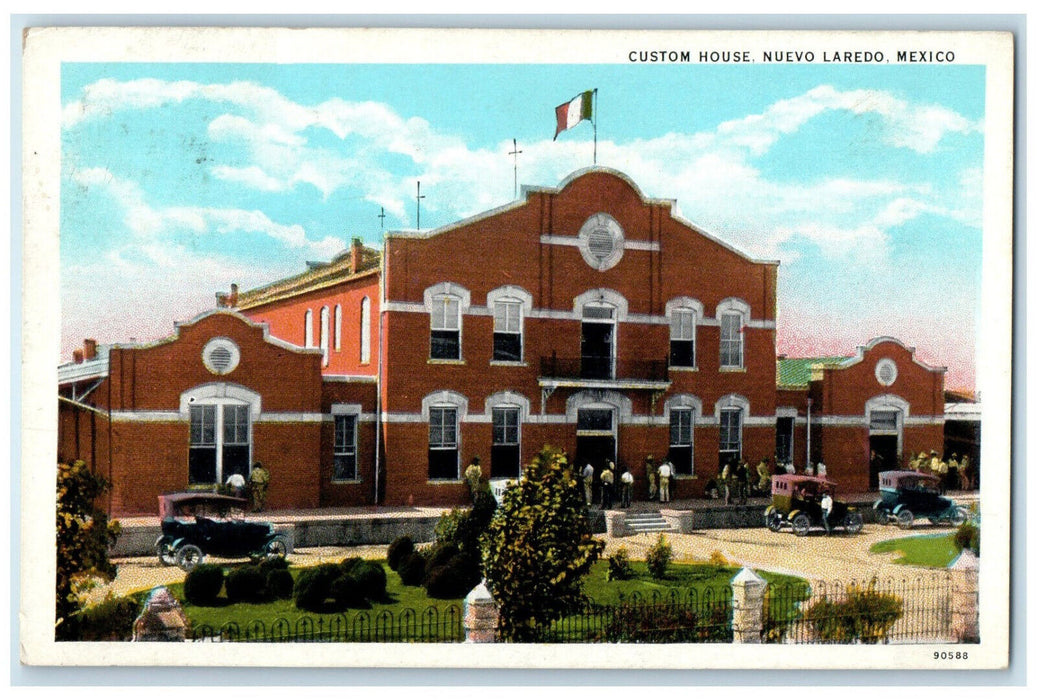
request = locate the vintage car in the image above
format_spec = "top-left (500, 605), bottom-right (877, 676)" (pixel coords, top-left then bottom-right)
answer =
top-left (873, 471), bottom-right (968, 529)
top-left (155, 492), bottom-right (290, 571)
top-left (764, 474), bottom-right (863, 536)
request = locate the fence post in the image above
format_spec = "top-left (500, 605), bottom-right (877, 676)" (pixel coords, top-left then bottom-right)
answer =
top-left (730, 567), bottom-right (766, 644)
top-left (132, 586), bottom-right (188, 642)
top-left (949, 549), bottom-right (979, 642)
top-left (464, 579), bottom-right (499, 643)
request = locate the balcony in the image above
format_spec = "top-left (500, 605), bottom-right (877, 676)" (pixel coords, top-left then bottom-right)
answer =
top-left (538, 355), bottom-right (671, 389)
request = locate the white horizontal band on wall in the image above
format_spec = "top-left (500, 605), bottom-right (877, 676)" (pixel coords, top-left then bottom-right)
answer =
top-left (109, 410), bottom-right (378, 423)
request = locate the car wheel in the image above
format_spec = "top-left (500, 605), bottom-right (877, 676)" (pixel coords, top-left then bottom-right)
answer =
top-left (792, 513), bottom-right (811, 537)
top-left (843, 511), bottom-right (864, 534)
top-left (155, 537), bottom-right (177, 567)
top-left (175, 544), bottom-right (204, 572)
top-left (896, 509), bottom-right (914, 530)
top-left (766, 511), bottom-right (783, 532)
top-left (949, 507), bottom-right (968, 527)
top-left (875, 509), bottom-right (890, 525)
top-left (265, 536), bottom-right (289, 558)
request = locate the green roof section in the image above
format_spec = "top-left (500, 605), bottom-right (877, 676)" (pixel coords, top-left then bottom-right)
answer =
top-left (777, 356), bottom-right (850, 387)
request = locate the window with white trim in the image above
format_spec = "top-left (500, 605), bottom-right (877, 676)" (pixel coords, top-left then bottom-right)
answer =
top-left (430, 295), bottom-right (461, 360)
top-left (491, 406), bottom-right (521, 477)
top-left (669, 308), bottom-right (696, 368)
top-left (493, 300), bottom-right (523, 362)
top-left (334, 304), bottom-right (342, 351)
top-left (304, 309), bottom-right (314, 348)
top-left (320, 306), bottom-right (330, 366)
top-left (719, 407), bottom-right (742, 469)
top-left (189, 402), bottom-right (250, 485)
top-left (333, 414), bottom-right (358, 481)
top-left (360, 297), bottom-right (371, 364)
top-left (720, 313), bottom-right (744, 368)
top-left (669, 408), bottom-right (695, 475)
top-left (428, 407), bottom-right (459, 479)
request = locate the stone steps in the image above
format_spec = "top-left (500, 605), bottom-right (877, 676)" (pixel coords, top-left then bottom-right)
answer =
top-left (623, 512), bottom-right (674, 534)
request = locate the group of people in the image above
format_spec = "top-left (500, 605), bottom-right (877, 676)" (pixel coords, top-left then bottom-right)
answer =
top-left (704, 457), bottom-right (776, 504)
top-left (224, 461), bottom-right (271, 512)
top-left (906, 449), bottom-right (973, 493)
top-left (578, 456), bottom-right (674, 509)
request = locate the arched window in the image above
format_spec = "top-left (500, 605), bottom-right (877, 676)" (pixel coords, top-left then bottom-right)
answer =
top-left (304, 309), bottom-right (313, 348)
top-left (717, 298), bottom-right (750, 369)
top-left (360, 297), bottom-right (371, 364)
top-left (319, 306), bottom-right (330, 367)
top-left (334, 304), bottom-right (342, 352)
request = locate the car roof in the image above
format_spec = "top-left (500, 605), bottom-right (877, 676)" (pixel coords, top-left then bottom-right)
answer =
top-left (158, 491), bottom-right (248, 516)
top-left (879, 470), bottom-right (938, 483)
top-left (771, 474), bottom-right (838, 487)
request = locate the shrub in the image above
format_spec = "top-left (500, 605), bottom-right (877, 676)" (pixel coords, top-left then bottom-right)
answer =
top-left (225, 565), bottom-right (267, 604)
top-left (294, 563), bottom-right (342, 612)
top-left (708, 550), bottom-right (730, 567)
top-left (259, 556), bottom-right (290, 573)
top-left (606, 547), bottom-right (634, 582)
top-left (646, 534), bottom-right (672, 579)
top-left (329, 574), bottom-right (365, 609)
top-left (424, 541), bottom-right (461, 579)
top-left (75, 595), bottom-right (140, 641)
top-left (387, 536), bottom-right (415, 571)
top-left (340, 557), bottom-right (366, 575)
top-left (954, 521), bottom-right (980, 557)
top-left (183, 564), bottom-right (225, 606)
top-left (805, 582), bottom-right (903, 643)
top-left (425, 555), bottom-right (480, 599)
top-left (352, 560), bottom-right (388, 601)
top-left (482, 446), bottom-right (605, 642)
top-left (266, 568), bottom-right (295, 601)
top-left (398, 551), bottom-right (428, 587)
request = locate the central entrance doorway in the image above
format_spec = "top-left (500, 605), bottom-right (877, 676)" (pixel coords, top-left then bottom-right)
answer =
top-left (575, 407), bottom-right (616, 473)
top-left (868, 408), bottom-right (901, 489)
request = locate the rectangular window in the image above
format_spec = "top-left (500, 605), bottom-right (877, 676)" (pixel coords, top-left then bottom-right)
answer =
top-left (577, 408), bottom-right (613, 432)
top-left (870, 410), bottom-right (899, 432)
top-left (669, 309), bottom-right (696, 368)
top-left (430, 296), bottom-right (461, 360)
top-left (492, 301), bottom-right (522, 362)
top-left (720, 313), bottom-right (743, 368)
top-left (428, 407), bottom-right (459, 479)
top-left (668, 408), bottom-right (695, 475)
top-left (189, 405), bottom-right (216, 484)
top-left (719, 408), bottom-right (742, 467)
top-left (776, 416), bottom-right (794, 464)
top-left (221, 404), bottom-right (250, 480)
top-left (491, 407), bottom-right (521, 478)
top-left (333, 414), bottom-right (358, 481)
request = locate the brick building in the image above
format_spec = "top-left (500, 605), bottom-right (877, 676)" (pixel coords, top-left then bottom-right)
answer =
top-left (58, 167), bottom-right (949, 514)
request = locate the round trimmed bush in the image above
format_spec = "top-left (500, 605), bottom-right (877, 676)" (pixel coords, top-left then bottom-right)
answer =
top-left (387, 536), bottom-right (415, 571)
top-left (329, 574), bottom-right (365, 609)
top-left (424, 558), bottom-right (475, 600)
top-left (424, 541), bottom-right (461, 579)
top-left (259, 555), bottom-right (290, 573)
top-left (225, 565), bottom-right (266, 604)
top-left (398, 551), bottom-right (427, 587)
top-left (266, 568), bottom-right (295, 601)
top-left (183, 563), bottom-right (225, 606)
top-left (353, 561), bottom-right (388, 601)
top-left (294, 563), bottom-right (342, 611)
top-left (340, 557), bottom-right (365, 575)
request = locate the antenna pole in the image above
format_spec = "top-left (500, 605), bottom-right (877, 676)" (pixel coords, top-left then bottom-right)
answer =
top-left (593, 88), bottom-right (598, 165)
top-left (508, 138), bottom-right (523, 199)
top-left (416, 181), bottom-right (426, 231)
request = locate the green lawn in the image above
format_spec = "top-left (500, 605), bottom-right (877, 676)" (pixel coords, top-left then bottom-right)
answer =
top-left (581, 560), bottom-right (803, 604)
top-left (870, 532), bottom-right (963, 567)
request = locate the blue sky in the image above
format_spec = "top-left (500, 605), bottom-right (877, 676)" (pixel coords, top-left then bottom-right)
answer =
top-left (60, 62), bottom-right (985, 389)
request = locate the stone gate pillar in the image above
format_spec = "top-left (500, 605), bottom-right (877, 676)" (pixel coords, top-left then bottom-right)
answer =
top-left (464, 579), bottom-right (499, 643)
top-left (132, 586), bottom-right (188, 642)
top-left (730, 567), bottom-right (767, 644)
top-left (950, 549), bottom-right (979, 643)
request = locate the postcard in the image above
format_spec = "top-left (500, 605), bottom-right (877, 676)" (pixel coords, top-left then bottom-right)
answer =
top-left (21, 26), bottom-right (1013, 670)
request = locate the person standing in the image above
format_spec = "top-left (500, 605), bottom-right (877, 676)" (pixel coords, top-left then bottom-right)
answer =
top-left (820, 489), bottom-right (834, 535)
top-left (600, 462), bottom-right (615, 509)
top-left (620, 467), bottom-right (634, 508)
top-left (959, 455), bottom-right (972, 491)
top-left (645, 455), bottom-right (658, 501)
top-left (721, 461), bottom-right (733, 504)
top-left (657, 460), bottom-right (672, 503)
top-left (464, 456), bottom-right (483, 499)
top-left (755, 457), bottom-right (771, 496)
top-left (248, 461), bottom-right (270, 512)
top-left (735, 460), bottom-right (749, 504)
top-left (816, 461), bottom-right (827, 479)
top-left (947, 453), bottom-right (960, 491)
top-left (582, 462), bottom-right (595, 505)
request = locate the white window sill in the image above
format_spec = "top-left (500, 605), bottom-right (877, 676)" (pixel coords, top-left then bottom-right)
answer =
top-left (669, 366), bottom-right (698, 372)
top-left (719, 367), bottom-right (746, 373)
top-left (331, 479), bottom-right (362, 485)
top-left (428, 359), bottom-right (466, 365)
top-left (490, 360), bottom-right (528, 367)
top-left (428, 479), bottom-right (463, 485)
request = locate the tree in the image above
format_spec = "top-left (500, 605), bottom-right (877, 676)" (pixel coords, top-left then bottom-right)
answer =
top-left (481, 446), bottom-right (605, 641)
top-left (56, 460), bottom-right (121, 640)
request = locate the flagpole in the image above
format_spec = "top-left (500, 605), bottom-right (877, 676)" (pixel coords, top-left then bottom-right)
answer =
top-left (593, 88), bottom-right (598, 165)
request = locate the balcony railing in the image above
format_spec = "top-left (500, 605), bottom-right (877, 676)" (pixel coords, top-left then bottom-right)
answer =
top-left (539, 355), bottom-right (669, 383)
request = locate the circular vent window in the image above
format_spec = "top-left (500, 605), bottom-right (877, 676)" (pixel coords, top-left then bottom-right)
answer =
top-left (875, 358), bottom-right (898, 387)
top-left (202, 337), bottom-right (241, 375)
top-left (578, 213), bottom-right (625, 271)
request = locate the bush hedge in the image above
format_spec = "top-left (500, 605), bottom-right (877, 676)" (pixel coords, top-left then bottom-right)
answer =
top-left (606, 547), bottom-right (634, 581)
top-left (646, 534), bottom-right (672, 579)
top-left (184, 564), bottom-right (225, 606)
top-left (225, 565), bottom-right (267, 604)
top-left (387, 536), bottom-right (415, 571)
top-left (294, 563), bottom-right (344, 612)
top-left (266, 568), bottom-right (295, 600)
top-left (398, 551), bottom-right (427, 587)
top-left (74, 595), bottom-right (140, 641)
top-left (351, 560), bottom-right (388, 601)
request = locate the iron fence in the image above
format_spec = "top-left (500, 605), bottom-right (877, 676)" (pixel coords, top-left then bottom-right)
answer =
top-left (764, 574), bottom-right (954, 644)
top-left (534, 586), bottom-right (732, 643)
top-left (187, 604), bottom-right (464, 643)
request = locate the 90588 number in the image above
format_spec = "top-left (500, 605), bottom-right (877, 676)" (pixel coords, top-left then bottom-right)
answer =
top-left (934, 651), bottom-right (968, 660)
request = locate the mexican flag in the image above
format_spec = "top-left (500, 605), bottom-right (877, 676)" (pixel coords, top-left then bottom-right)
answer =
top-left (554, 90), bottom-right (594, 140)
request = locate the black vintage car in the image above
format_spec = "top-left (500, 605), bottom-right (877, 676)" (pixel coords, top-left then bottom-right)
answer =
top-left (873, 471), bottom-right (968, 529)
top-left (764, 474), bottom-right (863, 536)
top-left (155, 492), bottom-right (290, 571)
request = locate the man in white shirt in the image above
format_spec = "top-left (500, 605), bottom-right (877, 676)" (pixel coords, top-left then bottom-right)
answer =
top-left (820, 490), bottom-right (834, 535)
top-left (582, 463), bottom-right (595, 505)
top-left (657, 461), bottom-right (673, 503)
